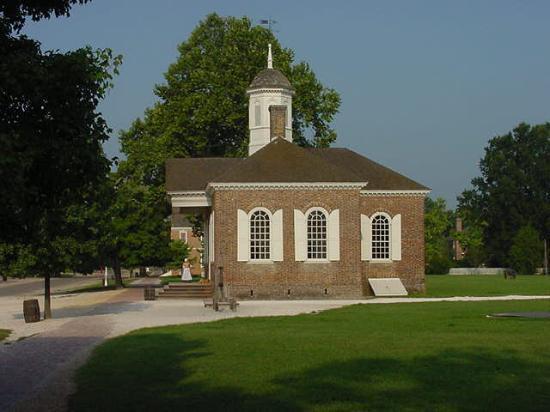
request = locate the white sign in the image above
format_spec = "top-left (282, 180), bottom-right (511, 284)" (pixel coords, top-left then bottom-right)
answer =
top-left (368, 278), bottom-right (408, 296)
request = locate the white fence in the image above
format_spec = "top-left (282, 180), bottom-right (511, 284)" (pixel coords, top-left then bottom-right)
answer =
top-left (449, 268), bottom-right (507, 275)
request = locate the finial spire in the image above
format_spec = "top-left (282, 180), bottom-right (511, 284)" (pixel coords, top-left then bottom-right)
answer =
top-left (267, 43), bottom-right (273, 69)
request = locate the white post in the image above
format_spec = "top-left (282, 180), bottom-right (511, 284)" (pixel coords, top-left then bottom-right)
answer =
top-left (103, 266), bottom-right (108, 287)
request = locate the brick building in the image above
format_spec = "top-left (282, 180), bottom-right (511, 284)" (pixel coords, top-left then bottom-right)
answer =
top-left (169, 215), bottom-right (203, 275)
top-left (166, 45), bottom-right (429, 298)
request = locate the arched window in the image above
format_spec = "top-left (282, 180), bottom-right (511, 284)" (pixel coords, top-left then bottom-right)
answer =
top-left (250, 210), bottom-right (270, 260)
top-left (372, 214), bottom-right (390, 259)
top-left (307, 210), bottom-right (327, 259)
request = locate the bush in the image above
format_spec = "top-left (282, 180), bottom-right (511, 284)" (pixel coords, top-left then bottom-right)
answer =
top-left (0, 243), bottom-right (36, 280)
top-left (509, 225), bottom-right (543, 274)
top-left (426, 253), bottom-right (452, 274)
top-left (165, 240), bottom-right (190, 270)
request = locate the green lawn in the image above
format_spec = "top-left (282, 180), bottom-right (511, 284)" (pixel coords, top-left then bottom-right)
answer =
top-left (159, 275), bottom-right (202, 285)
top-left (61, 279), bottom-right (135, 294)
top-left (419, 275), bottom-right (550, 297)
top-left (0, 329), bottom-right (10, 342)
top-left (70, 299), bottom-right (550, 411)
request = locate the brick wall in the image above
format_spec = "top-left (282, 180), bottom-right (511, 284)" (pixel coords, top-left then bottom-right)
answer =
top-left (170, 227), bottom-right (203, 275)
top-left (212, 189), bottom-right (426, 299)
top-left (360, 195), bottom-right (426, 293)
top-left (269, 105), bottom-right (287, 140)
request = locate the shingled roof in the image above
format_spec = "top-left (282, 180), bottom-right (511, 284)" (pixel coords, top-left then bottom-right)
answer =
top-left (165, 139), bottom-right (428, 191)
top-left (308, 147), bottom-right (429, 191)
top-left (212, 138), bottom-right (364, 184)
top-left (165, 157), bottom-right (242, 191)
top-left (247, 68), bottom-right (293, 91)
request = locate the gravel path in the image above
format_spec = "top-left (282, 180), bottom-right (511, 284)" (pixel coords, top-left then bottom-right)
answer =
top-left (1, 292), bottom-right (549, 411)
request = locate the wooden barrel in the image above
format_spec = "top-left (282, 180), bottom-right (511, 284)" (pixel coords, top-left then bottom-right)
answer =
top-left (144, 286), bottom-right (156, 301)
top-left (23, 299), bottom-right (40, 323)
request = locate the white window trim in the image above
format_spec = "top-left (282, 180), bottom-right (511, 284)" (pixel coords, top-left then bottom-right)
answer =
top-left (370, 212), bottom-right (392, 262)
top-left (179, 230), bottom-right (189, 243)
top-left (248, 207), bottom-right (273, 261)
top-left (305, 207), bottom-right (329, 262)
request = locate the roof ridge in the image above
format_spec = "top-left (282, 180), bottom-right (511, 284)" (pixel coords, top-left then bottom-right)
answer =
top-left (211, 138), bottom-right (366, 184)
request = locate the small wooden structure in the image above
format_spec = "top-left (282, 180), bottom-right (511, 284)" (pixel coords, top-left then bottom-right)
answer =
top-left (144, 286), bottom-right (156, 300)
top-left (204, 266), bottom-right (239, 311)
top-left (23, 299), bottom-right (41, 323)
top-left (504, 269), bottom-right (517, 279)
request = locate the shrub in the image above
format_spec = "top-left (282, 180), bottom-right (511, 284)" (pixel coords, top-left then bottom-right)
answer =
top-left (165, 240), bottom-right (190, 270)
top-left (427, 253), bottom-right (452, 274)
top-left (509, 225), bottom-right (543, 274)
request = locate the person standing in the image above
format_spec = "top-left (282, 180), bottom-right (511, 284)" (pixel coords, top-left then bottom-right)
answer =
top-left (181, 258), bottom-right (192, 282)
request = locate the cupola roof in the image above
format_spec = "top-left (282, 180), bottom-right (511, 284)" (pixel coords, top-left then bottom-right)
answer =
top-left (247, 43), bottom-right (293, 92)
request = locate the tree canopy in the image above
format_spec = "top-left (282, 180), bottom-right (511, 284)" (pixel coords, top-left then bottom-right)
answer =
top-left (119, 13), bottom-right (341, 186)
top-left (0, 0), bottom-right (89, 32)
top-left (458, 122), bottom-right (549, 266)
top-left (0, 0), bottom-right (121, 315)
top-left (424, 197), bottom-right (454, 274)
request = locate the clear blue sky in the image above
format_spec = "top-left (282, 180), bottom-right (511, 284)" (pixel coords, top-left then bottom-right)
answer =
top-left (22, 0), bottom-right (550, 207)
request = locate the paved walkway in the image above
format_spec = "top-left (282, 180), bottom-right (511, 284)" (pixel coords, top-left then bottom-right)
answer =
top-left (0, 277), bottom-right (100, 298)
top-left (1, 292), bottom-right (549, 411)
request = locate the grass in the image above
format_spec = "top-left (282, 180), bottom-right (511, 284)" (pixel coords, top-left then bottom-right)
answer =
top-left (70, 299), bottom-right (550, 411)
top-left (61, 279), bottom-right (135, 294)
top-left (418, 274), bottom-right (550, 297)
top-left (0, 329), bottom-right (11, 342)
top-left (159, 275), bottom-right (202, 286)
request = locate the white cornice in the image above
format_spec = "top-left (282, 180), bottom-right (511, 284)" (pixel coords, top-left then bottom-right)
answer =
top-left (246, 88), bottom-right (295, 96)
top-left (167, 191), bottom-right (207, 196)
top-left (168, 191), bottom-right (211, 207)
top-left (207, 182), bottom-right (367, 192)
top-left (360, 190), bottom-right (430, 197)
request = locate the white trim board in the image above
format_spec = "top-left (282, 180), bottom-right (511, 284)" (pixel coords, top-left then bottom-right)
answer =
top-left (208, 182), bottom-right (367, 191)
top-left (169, 191), bottom-right (211, 207)
top-left (361, 190), bottom-right (430, 197)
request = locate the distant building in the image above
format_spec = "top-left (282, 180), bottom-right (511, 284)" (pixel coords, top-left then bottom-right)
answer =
top-left (166, 45), bottom-right (429, 298)
top-left (453, 217), bottom-right (465, 261)
top-left (169, 215), bottom-right (202, 275)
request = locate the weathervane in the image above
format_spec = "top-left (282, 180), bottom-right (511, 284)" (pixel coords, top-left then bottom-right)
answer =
top-left (259, 18), bottom-right (278, 32)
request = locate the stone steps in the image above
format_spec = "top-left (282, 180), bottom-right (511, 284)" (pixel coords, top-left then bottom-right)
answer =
top-left (157, 282), bottom-right (213, 299)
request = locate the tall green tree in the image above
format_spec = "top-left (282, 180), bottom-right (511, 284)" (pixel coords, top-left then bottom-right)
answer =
top-left (509, 225), bottom-right (543, 274)
top-left (425, 197), bottom-right (454, 274)
top-left (458, 122), bottom-right (549, 266)
top-left (114, 13), bottom-right (341, 275)
top-left (1, 0), bottom-right (120, 317)
top-left (119, 13), bottom-right (341, 186)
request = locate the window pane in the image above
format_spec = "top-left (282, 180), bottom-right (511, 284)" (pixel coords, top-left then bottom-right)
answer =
top-left (371, 215), bottom-right (390, 259)
top-left (250, 210), bottom-right (270, 260)
top-left (307, 210), bottom-right (327, 259)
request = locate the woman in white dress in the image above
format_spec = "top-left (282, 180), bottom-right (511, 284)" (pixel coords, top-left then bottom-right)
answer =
top-left (181, 258), bottom-right (192, 282)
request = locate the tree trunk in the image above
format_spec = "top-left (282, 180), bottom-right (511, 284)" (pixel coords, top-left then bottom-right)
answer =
top-left (544, 238), bottom-right (548, 275)
top-left (139, 266), bottom-right (146, 277)
top-left (113, 256), bottom-right (123, 289)
top-left (1, 273), bottom-right (7, 282)
top-left (44, 273), bottom-right (52, 319)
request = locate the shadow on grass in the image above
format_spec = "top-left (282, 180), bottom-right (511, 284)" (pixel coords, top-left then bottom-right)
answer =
top-left (68, 330), bottom-right (550, 412)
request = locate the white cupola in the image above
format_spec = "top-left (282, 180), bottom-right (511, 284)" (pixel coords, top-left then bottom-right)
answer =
top-left (246, 44), bottom-right (294, 156)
